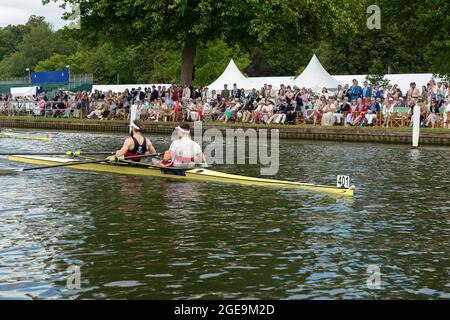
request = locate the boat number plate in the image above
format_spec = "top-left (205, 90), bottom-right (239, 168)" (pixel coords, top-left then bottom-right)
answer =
top-left (336, 175), bottom-right (350, 188)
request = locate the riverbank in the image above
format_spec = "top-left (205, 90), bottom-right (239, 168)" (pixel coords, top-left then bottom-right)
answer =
top-left (1, 116), bottom-right (450, 146)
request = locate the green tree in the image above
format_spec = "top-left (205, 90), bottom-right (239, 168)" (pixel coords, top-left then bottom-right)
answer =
top-left (315, 0), bottom-right (449, 78)
top-left (0, 16), bottom-right (78, 77)
top-left (44, 0), bottom-right (362, 85)
top-left (35, 54), bottom-right (70, 72)
top-left (0, 24), bottom-right (28, 62)
top-left (193, 40), bottom-right (249, 86)
top-left (366, 59), bottom-right (389, 87)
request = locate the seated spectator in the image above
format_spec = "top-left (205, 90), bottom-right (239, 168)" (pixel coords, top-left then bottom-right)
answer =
top-left (321, 98), bottom-right (336, 126)
top-left (321, 88), bottom-right (329, 100)
top-left (366, 97), bottom-right (381, 126)
top-left (345, 100), bottom-right (359, 126)
top-left (425, 99), bottom-right (440, 128)
top-left (260, 99), bottom-right (274, 124)
top-left (308, 96), bottom-right (324, 125)
top-left (236, 98), bottom-right (249, 122)
top-left (242, 100), bottom-right (256, 123)
top-left (212, 98), bottom-right (226, 121)
top-left (268, 100), bottom-right (287, 125)
top-left (351, 102), bottom-right (369, 126)
top-left (285, 100), bottom-right (298, 124)
top-left (202, 99), bottom-right (213, 122)
top-left (335, 97), bottom-right (351, 125)
top-left (87, 100), bottom-right (107, 119)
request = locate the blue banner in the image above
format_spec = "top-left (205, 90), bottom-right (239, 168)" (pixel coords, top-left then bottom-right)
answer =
top-left (31, 69), bottom-right (69, 84)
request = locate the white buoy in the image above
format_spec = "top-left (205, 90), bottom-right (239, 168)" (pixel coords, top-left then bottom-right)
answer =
top-left (412, 104), bottom-right (420, 148)
top-left (130, 104), bottom-right (139, 134)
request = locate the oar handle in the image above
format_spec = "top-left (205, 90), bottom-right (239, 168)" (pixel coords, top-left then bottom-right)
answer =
top-left (107, 153), bottom-right (163, 162)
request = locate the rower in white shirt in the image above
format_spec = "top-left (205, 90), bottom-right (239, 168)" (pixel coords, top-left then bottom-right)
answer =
top-left (161, 123), bottom-right (207, 168)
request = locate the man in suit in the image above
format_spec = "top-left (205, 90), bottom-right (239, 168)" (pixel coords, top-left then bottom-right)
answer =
top-left (150, 86), bottom-right (159, 102)
top-left (139, 87), bottom-right (145, 101)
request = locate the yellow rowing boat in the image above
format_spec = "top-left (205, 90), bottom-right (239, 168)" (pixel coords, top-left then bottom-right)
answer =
top-left (8, 155), bottom-right (355, 196)
top-left (0, 132), bottom-right (51, 142)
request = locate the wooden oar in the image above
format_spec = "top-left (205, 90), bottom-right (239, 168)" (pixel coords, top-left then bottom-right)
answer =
top-left (0, 153), bottom-right (162, 175)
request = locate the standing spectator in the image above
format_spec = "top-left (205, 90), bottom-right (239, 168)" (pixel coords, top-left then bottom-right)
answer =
top-left (292, 86), bottom-right (302, 107)
top-left (407, 82), bottom-right (420, 102)
top-left (321, 88), bottom-right (329, 100)
top-left (211, 90), bottom-right (218, 101)
top-left (374, 84), bottom-right (384, 101)
top-left (231, 84), bottom-right (241, 99)
top-left (266, 85), bottom-right (276, 99)
top-left (343, 84), bottom-right (351, 100)
top-left (194, 87), bottom-right (202, 99)
top-left (182, 83), bottom-right (191, 102)
top-left (171, 86), bottom-right (179, 103)
top-left (443, 98), bottom-right (450, 128)
top-left (349, 79), bottom-right (363, 101)
top-left (201, 87), bottom-right (209, 101)
top-left (150, 86), bottom-right (159, 102)
top-left (382, 98), bottom-right (394, 127)
top-left (362, 81), bottom-right (372, 104)
top-left (335, 85), bottom-right (345, 100)
top-left (221, 84), bottom-right (230, 101)
top-left (419, 85), bottom-right (428, 101)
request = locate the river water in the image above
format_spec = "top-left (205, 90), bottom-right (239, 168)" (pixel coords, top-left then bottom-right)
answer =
top-left (0, 130), bottom-right (449, 299)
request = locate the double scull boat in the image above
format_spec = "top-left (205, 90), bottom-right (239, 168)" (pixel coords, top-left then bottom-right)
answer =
top-left (7, 155), bottom-right (355, 196)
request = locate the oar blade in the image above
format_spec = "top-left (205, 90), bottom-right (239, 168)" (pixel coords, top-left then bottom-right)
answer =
top-left (0, 168), bottom-right (23, 176)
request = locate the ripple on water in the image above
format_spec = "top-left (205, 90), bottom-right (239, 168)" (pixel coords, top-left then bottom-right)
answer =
top-left (0, 134), bottom-right (449, 299)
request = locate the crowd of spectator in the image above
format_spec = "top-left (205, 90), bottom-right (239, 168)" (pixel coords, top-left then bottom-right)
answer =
top-left (1, 79), bottom-right (449, 128)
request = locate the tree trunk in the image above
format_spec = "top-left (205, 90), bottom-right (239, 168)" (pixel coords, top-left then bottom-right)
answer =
top-left (180, 36), bottom-right (197, 86)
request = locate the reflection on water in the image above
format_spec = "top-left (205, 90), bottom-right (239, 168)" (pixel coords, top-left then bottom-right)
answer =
top-left (0, 131), bottom-right (449, 299)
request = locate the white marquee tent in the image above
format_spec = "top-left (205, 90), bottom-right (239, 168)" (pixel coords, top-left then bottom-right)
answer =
top-left (333, 74), bottom-right (438, 94)
top-left (332, 75), bottom-right (367, 87)
top-left (248, 77), bottom-right (295, 90)
top-left (207, 59), bottom-right (255, 91)
top-left (292, 54), bottom-right (341, 91)
top-left (384, 73), bottom-right (437, 94)
top-left (92, 84), bottom-right (171, 93)
top-left (10, 86), bottom-right (39, 97)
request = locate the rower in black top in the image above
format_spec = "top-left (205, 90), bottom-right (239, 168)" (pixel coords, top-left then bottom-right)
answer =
top-left (115, 120), bottom-right (157, 162)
